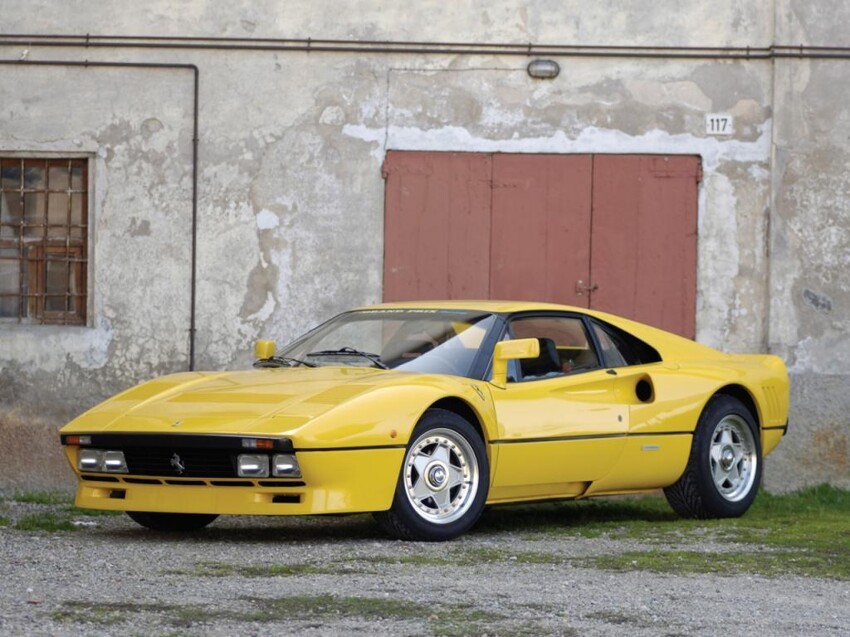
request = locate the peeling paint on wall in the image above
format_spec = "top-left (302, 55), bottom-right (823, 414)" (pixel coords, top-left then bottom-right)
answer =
top-left (343, 120), bottom-right (772, 170)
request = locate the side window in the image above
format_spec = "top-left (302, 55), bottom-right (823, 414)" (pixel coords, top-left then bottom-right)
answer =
top-left (508, 315), bottom-right (599, 381)
top-left (590, 320), bottom-right (662, 368)
top-left (592, 324), bottom-right (629, 367)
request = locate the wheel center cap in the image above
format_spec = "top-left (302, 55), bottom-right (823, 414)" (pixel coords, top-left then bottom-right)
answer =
top-left (425, 462), bottom-right (448, 490)
top-left (720, 446), bottom-right (735, 470)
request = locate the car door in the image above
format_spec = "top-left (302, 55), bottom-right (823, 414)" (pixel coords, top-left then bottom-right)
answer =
top-left (488, 313), bottom-right (628, 502)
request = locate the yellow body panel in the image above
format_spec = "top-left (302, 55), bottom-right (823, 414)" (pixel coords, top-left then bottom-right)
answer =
top-left (60, 300), bottom-right (790, 519)
top-left (68, 446), bottom-right (404, 515)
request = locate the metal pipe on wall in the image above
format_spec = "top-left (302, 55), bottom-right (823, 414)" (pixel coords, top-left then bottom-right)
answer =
top-left (5, 34), bottom-right (850, 59)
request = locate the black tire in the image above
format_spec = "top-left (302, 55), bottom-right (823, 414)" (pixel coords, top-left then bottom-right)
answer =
top-left (664, 394), bottom-right (762, 519)
top-left (373, 408), bottom-right (489, 541)
top-left (126, 511), bottom-right (218, 532)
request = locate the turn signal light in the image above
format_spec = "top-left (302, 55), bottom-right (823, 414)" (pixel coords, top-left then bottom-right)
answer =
top-left (241, 438), bottom-right (275, 450)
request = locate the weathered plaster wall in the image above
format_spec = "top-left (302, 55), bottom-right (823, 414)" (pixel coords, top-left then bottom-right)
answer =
top-left (0, 0), bottom-right (846, 492)
top-left (764, 1), bottom-right (850, 490)
top-left (0, 64), bottom-right (195, 488)
top-left (1, 0), bottom-right (772, 47)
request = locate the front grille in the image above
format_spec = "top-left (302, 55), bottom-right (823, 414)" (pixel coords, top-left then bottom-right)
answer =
top-left (122, 447), bottom-right (235, 478)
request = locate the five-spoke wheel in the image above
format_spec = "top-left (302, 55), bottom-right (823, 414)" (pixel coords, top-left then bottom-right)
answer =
top-left (374, 409), bottom-right (489, 541)
top-left (403, 427), bottom-right (479, 525)
top-left (709, 414), bottom-right (758, 502)
top-left (664, 394), bottom-right (762, 518)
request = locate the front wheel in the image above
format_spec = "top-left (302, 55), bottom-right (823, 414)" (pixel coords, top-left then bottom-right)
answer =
top-left (126, 511), bottom-right (218, 532)
top-left (374, 409), bottom-right (489, 541)
top-left (664, 394), bottom-right (762, 519)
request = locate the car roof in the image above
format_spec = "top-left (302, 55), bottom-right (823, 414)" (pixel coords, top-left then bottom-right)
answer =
top-left (355, 300), bottom-right (726, 361)
top-left (357, 300), bottom-right (586, 313)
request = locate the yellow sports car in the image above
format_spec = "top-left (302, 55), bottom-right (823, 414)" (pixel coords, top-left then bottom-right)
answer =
top-left (60, 301), bottom-right (789, 541)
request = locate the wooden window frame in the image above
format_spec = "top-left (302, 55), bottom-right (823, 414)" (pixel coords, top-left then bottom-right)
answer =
top-left (27, 244), bottom-right (87, 325)
top-left (0, 157), bottom-right (89, 326)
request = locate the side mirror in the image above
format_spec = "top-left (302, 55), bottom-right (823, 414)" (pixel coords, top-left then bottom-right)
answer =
top-left (254, 339), bottom-right (276, 360)
top-left (491, 338), bottom-right (540, 389)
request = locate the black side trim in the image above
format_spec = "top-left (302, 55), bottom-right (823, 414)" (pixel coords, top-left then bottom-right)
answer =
top-left (123, 477), bottom-right (162, 485)
top-left (164, 479), bottom-right (206, 486)
top-left (763, 422), bottom-right (789, 436)
top-left (61, 433), bottom-right (293, 452)
top-left (490, 431), bottom-right (692, 445)
top-left (295, 444), bottom-right (407, 452)
top-left (209, 480), bottom-right (253, 487)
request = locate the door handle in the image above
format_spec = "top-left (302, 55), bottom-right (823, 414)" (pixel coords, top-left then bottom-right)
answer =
top-left (575, 280), bottom-right (599, 296)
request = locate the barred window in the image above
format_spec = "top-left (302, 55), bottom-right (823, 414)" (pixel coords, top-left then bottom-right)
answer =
top-left (0, 158), bottom-right (88, 325)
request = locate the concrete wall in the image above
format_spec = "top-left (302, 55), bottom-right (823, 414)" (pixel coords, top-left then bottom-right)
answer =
top-left (0, 0), bottom-right (846, 492)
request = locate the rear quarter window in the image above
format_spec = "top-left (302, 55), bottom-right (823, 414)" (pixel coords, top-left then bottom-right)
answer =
top-left (591, 320), bottom-right (662, 367)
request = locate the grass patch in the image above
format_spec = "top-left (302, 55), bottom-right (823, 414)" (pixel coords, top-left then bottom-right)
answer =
top-left (66, 506), bottom-right (122, 517)
top-left (457, 546), bottom-right (563, 566)
top-left (53, 601), bottom-right (178, 625)
top-left (166, 560), bottom-right (365, 578)
top-left (0, 516), bottom-right (9, 527)
top-left (164, 561), bottom-right (238, 577)
top-left (543, 484), bottom-right (850, 580)
top-left (365, 554), bottom-right (455, 567)
top-left (15, 511), bottom-right (76, 532)
top-left (583, 547), bottom-right (850, 579)
top-left (54, 596), bottom-right (556, 634)
top-left (249, 593), bottom-right (429, 620)
top-left (246, 594), bottom-right (509, 634)
top-left (587, 610), bottom-right (655, 627)
top-left (11, 491), bottom-right (73, 506)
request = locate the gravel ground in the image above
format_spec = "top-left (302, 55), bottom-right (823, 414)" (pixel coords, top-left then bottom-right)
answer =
top-left (1, 500), bottom-right (848, 636)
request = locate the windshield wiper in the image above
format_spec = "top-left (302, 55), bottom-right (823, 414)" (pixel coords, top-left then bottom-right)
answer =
top-left (253, 356), bottom-right (316, 368)
top-left (306, 347), bottom-right (389, 369)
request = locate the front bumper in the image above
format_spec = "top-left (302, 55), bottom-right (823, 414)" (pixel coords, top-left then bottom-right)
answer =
top-left (65, 446), bottom-right (404, 516)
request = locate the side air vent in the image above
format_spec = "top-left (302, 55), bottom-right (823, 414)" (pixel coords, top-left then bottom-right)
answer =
top-left (635, 378), bottom-right (654, 403)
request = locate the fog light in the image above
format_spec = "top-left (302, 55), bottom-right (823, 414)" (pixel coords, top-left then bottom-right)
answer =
top-left (272, 454), bottom-right (301, 478)
top-left (79, 449), bottom-right (104, 471)
top-left (237, 454), bottom-right (269, 477)
top-left (103, 451), bottom-right (128, 473)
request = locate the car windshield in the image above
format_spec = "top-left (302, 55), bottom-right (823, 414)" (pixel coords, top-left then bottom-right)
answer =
top-left (278, 309), bottom-right (498, 378)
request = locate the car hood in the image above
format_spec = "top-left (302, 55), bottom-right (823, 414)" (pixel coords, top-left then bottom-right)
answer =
top-left (65, 366), bottom-right (419, 436)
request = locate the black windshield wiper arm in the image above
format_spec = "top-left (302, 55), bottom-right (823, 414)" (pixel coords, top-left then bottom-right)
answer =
top-left (253, 356), bottom-right (316, 368)
top-left (306, 347), bottom-right (389, 369)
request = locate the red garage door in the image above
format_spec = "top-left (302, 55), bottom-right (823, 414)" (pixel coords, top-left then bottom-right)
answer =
top-left (382, 151), bottom-right (700, 338)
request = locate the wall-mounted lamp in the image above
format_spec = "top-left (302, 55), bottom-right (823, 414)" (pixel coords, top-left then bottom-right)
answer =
top-left (526, 59), bottom-right (560, 80)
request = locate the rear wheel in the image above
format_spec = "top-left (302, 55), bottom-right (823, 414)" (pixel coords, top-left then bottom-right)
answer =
top-left (126, 511), bottom-right (218, 532)
top-left (374, 409), bottom-right (489, 541)
top-left (664, 394), bottom-right (761, 518)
